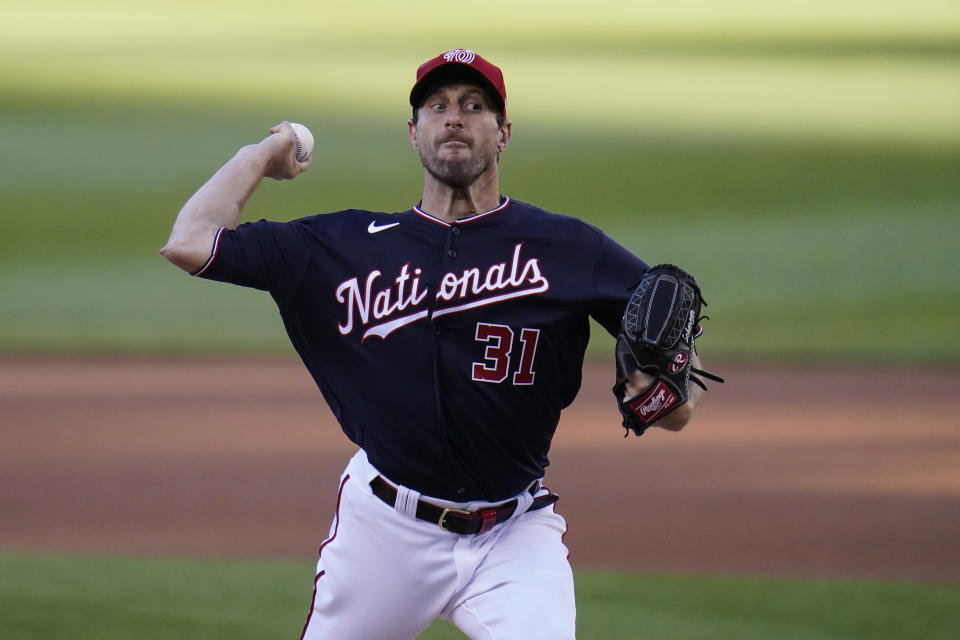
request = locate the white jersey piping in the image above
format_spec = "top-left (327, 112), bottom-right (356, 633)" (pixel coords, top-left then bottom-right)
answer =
top-left (412, 196), bottom-right (511, 226)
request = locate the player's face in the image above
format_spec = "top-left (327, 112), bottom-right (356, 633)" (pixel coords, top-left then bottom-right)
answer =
top-left (408, 83), bottom-right (510, 189)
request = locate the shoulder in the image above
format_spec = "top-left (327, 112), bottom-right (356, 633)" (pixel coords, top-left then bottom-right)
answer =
top-left (287, 208), bottom-right (396, 227)
top-left (507, 199), bottom-right (646, 273)
top-left (256, 209), bottom-right (403, 239)
top-left (505, 200), bottom-right (610, 254)
top-left (506, 199), bottom-right (605, 237)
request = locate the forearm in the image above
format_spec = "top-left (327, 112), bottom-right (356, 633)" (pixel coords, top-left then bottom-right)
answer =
top-left (160, 122), bottom-right (307, 274)
top-left (622, 351), bottom-right (705, 432)
top-left (654, 351), bottom-right (705, 431)
top-left (160, 144), bottom-right (271, 273)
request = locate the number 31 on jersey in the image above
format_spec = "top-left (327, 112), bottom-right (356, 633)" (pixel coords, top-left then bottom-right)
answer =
top-left (472, 322), bottom-right (540, 385)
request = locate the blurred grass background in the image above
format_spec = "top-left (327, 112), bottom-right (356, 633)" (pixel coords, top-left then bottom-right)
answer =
top-left (2, 4), bottom-right (960, 639)
top-left (1, 0), bottom-right (959, 364)
top-left (3, 552), bottom-right (958, 640)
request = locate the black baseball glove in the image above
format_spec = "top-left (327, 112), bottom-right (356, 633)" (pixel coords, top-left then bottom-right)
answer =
top-left (613, 264), bottom-right (723, 436)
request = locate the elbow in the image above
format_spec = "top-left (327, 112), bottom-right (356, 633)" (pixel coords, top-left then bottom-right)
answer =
top-left (159, 240), bottom-right (204, 274)
top-left (159, 242), bottom-right (176, 261)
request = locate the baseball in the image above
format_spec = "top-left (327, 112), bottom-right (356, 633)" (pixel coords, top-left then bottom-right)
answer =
top-left (290, 122), bottom-right (314, 162)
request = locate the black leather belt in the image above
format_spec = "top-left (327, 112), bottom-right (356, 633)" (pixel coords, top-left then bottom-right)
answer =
top-left (370, 476), bottom-right (559, 535)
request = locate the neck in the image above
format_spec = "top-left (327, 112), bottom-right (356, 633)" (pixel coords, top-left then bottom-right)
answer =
top-left (418, 168), bottom-right (502, 224)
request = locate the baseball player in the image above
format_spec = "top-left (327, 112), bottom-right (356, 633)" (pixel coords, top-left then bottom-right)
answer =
top-left (161, 49), bottom-right (707, 639)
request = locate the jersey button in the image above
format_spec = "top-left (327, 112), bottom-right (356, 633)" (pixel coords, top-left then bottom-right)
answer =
top-left (451, 226), bottom-right (461, 236)
top-left (434, 327), bottom-right (442, 336)
top-left (447, 249), bottom-right (457, 258)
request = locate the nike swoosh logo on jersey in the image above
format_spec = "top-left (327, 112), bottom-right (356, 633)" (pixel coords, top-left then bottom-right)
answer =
top-left (367, 221), bottom-right (400, 234)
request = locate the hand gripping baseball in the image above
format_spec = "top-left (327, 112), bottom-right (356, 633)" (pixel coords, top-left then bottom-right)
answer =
top-left (613, 264), bottom-right (724, 436)
top-left (263, 122), bottom-right (312, 180)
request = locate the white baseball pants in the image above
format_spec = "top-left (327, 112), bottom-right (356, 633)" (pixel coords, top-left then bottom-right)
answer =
top-left (300, 449), bottom-right (575, 639)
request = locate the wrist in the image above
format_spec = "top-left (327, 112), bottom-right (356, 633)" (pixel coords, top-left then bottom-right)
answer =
top-left (227, 143), bottom-right (275, 183)
top-left (239, 142), bottom-right (270, 165)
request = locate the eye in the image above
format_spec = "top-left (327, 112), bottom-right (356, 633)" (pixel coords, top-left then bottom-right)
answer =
top-left (431, 103), bottom-right (446, 112)
top-left (465, 102), bottom-right (483, 112)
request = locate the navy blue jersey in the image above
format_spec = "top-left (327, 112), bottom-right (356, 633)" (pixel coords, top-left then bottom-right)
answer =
top-left (196, 197), bottom-right (648, 501)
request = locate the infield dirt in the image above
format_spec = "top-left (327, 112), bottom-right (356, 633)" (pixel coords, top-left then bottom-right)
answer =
top-left (1, 358), bottom-right (958, 582)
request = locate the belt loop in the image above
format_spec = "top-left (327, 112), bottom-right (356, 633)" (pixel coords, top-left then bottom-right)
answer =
top-left (511, 489), bottom-right (534, 521)
top-left (394, 484), bottom-right (421, 519)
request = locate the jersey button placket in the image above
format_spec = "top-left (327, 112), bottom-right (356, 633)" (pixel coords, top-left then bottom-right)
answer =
top-left (446, 225), bottom-right (459, 259)
top-left (434, 226), bottom-right (459, 335)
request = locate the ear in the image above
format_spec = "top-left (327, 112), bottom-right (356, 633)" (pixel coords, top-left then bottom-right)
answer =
top-left (407, 118), bottom-right (419, 150)
top-left (496, 120), bottom-right (512, 153)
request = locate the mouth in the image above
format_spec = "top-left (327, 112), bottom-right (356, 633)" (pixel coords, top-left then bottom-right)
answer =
top-left (438, 136), bottom-right (471, 149)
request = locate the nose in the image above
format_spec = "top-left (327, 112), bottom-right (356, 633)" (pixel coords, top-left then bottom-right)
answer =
top-left (443, 105), bottom-right (464, 128)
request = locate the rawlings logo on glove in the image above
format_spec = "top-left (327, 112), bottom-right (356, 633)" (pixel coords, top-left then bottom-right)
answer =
top-left (613, 264), bottom-right (724, 436)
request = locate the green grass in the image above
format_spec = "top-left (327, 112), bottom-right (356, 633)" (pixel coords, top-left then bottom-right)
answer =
top-left (0, 553), bottom-right (308, 640)
top-left (1, 552), bottom-right (957, 639)
top-left (569, 572), bottom-right (960, 640)
top-left (1, 1), bottom-right (958, 364)
top-left (1, 108), bottom-right (956, 362)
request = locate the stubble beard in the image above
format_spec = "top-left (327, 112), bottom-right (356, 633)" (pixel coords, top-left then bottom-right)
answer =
top-left (420, 147), bottom-right (494, 190)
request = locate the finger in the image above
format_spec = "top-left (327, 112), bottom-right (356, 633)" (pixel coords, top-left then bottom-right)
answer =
top-left (294, 154), bottom-right (312, 173)
top-left (269, 121), bottom-right (290, 135)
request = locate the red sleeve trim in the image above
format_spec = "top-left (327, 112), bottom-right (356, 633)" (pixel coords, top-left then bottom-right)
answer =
top-left (191, 227), bottom-right (226, 277)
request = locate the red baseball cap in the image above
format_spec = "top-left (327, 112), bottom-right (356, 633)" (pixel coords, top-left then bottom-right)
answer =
top-left (410, 49), bottom-right (507, 116)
